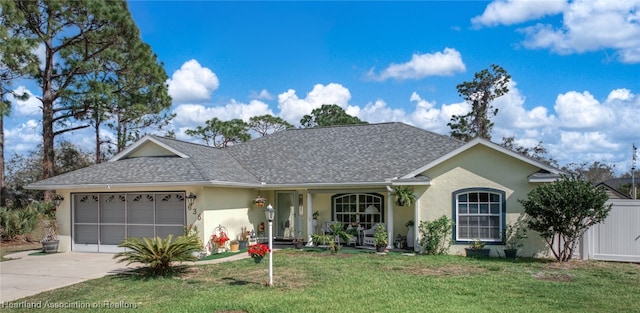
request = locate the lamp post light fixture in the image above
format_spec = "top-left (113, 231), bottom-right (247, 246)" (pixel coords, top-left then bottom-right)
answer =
top-left (265, 204), bottom-right (275, 286)
top-left (53, 195), bottom-right (64, 208)
top-left (186, 192), bottom-right (197, 214)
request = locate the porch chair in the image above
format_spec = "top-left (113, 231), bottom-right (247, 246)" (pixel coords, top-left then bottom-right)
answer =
top-left (362, 223), bottom-right (385, 246)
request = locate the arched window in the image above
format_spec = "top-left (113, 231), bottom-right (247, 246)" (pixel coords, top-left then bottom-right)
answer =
top-left (332, 193), bottom-right (384, 230)
top-left (453, 188), bottom-right (505, 243)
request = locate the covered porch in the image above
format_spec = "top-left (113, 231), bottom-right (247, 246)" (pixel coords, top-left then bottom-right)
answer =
top-left (264, 188), bottom-right (420, 251)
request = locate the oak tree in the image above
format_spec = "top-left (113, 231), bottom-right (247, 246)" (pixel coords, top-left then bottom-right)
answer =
top-left (300, 104), bottom-right (366, 128)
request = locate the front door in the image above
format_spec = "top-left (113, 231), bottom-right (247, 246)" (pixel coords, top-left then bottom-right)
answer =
top-left (275, 191), bottom-right (300, 239)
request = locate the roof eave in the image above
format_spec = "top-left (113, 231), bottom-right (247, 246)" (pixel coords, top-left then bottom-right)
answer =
top-left (25, 180), bottom-right (264, 190)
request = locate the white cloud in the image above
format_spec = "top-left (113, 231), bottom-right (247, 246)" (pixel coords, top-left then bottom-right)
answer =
top-left (554, 90), bottom-right (616, 129)
top-left (7, 86), bottom-right (41, 117)
top-left (517, 1), bottom-right (640, 63)
top-left (472, 0), bottom-right (567, 27)
top-left (606, 88), bottom-right (634, 102)
top-left (33, 43), bottom-right (46, 71)
top-left (489, 86), bottom-right (639, 173)
top-left (173, 100), bottom-right (272, 128)
top-left (367, 48), bottom-right (466, 81)
top-left (409, 92), bottom-right (467, 133)
top-left (5, 119), bottom-right (41, 154)
top-left (250, 89), bottom-right (274, 100)
top-left (277, 83), bottom-right (352, 125)
top-left (356, 99), bottom-right (406, 124)
top-left (167, 59), bottom-right (219, 104)
top-left (493, 80), bottom-right (556, 129)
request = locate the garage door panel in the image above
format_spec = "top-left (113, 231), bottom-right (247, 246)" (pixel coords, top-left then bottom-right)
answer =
top-left (156, 226), bottom-right (184, 239)
top-left (127, 225), bottom-right (155, 239)
top-left (156, 193), bottom-right (185, 224)
top-left (75, 194), bottom-right (98, 223)
top-left (127, 194), bottom-right (154, 224)
top-left (100, 225), bottom-right (125, 245)
top-left (74, 225), bottom-right (98, 244)
top-left (101, 194), bottom-right (125, 223)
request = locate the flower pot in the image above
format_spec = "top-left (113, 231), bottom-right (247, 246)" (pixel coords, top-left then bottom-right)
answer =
top-left (253, 255), bottom-right (263, 264)
top-left (230, 243), bottom-right (240, 252)
top-left (376, 245), bottom-right (386, 253)
top-left (465, 248), bottom-right (490, 258)
top-left (239, 240), bottom-right (248, 249)
top-left (504, 249), bottom-right (518, 260)
top-left (42, 240), bottom-right (59, 253)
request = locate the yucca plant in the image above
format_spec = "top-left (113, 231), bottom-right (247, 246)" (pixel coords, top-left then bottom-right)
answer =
top-left (114, 234), bottom-right (203, 276)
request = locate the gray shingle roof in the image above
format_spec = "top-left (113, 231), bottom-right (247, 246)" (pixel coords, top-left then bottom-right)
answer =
top-left (225, 122), bottom-right (465, 184)
top-left (28, 122), bottom-right (466, 188)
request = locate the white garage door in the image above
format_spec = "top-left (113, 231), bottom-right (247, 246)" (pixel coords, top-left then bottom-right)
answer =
top-left (72, 192), bottom-right (186, 253)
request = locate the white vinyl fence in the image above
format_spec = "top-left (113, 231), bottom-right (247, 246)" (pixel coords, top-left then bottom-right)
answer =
top-left (582, 199), bottom-right (640, 262)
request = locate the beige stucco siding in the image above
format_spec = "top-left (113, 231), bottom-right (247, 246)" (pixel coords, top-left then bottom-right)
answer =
top-left (128, 143), bottom-right (177, 158)
top-left (419, 144), bottom-right (546, 257)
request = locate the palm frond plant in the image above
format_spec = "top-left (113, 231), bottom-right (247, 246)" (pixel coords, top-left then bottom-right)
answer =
top-left (113, 234), bottom-right (203, 276)
top-left (393, 186), bottom-right (416, 207)
top-left (311, 222), bottom-right (353, 253)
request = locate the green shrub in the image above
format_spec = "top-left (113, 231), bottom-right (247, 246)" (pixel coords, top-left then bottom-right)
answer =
top-left (114, 234), bottom-right (203, 276)
top-left (419, 215), bottom-right (454, 255)
top-left (0, 203), bottom-right (47, 240)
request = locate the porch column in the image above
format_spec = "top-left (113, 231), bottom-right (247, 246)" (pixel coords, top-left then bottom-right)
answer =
top-left (387, 193), bottom-right (394, 249)
top-left (306, 191), bottom-right (314, 246)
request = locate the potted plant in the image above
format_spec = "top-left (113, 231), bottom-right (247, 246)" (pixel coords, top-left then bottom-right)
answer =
top-left (252, 196), bottom-right (267, 207)
top-left (41, 218), bottom-right (59, 253)
top-left (503, 223), bottom-right (527, 260)
top-left (185, 224), bottom-right (205, 258)
top-left (465, 239), bottom-right (490, 258)
top-left (229, 240), bottom-right (240, 252)
top-left (293, 232), bottom-right (305, 249)
top-left (40, 203), bottom-right (59, 253)
top-left (393, 186), bottom-right (416, 207)
top-left (247, 243), bottom-right (270, 263)
top-left (239, 226), bottom-right (250, 249)
top-left (373, 224), bottom-right (388, 253)
top-left (210, 229), bottom-right (230, 253)
top-left (405, 220), bottom-right (415, 248)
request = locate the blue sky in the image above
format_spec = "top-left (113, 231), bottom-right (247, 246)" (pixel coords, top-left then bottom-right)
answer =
top-left (6, 0), bottom-right (640, 174)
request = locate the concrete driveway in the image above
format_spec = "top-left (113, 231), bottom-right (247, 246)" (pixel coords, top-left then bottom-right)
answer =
top-left (0, 249), bottom-right (251, 303)
top-left (0, 250), bottom-right (135, 302)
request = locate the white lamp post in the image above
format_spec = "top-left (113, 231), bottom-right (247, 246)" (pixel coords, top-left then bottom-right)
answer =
top-left (265, 204), bottom-right (275, 286)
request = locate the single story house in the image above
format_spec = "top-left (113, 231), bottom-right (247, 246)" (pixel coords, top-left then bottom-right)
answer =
top-left (27, 122), bottom-right (562, 257)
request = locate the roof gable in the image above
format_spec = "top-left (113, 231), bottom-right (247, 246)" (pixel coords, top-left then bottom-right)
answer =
top-left (110, 135), bottom-right (189, 161)
top-left (402, 137), bottom-right (562, 180)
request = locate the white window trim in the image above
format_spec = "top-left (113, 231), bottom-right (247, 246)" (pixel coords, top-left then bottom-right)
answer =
top-left (453, 188), bottom-right (505, 243)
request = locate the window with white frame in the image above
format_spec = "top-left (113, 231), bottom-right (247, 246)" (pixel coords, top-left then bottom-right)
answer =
top-left (332, 193), bottom-right (384, 230)
top-left (454, 189), bottom-right (505, 242)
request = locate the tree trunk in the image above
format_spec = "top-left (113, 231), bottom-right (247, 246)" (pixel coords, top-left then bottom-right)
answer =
top-left (41, 28), bottom-right (55, 201)
top-left (0, 82), bottom-right (6, 207)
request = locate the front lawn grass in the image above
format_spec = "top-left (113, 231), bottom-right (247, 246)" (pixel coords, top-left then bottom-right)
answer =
top-left (5, 250), bottom-right (640, 313)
